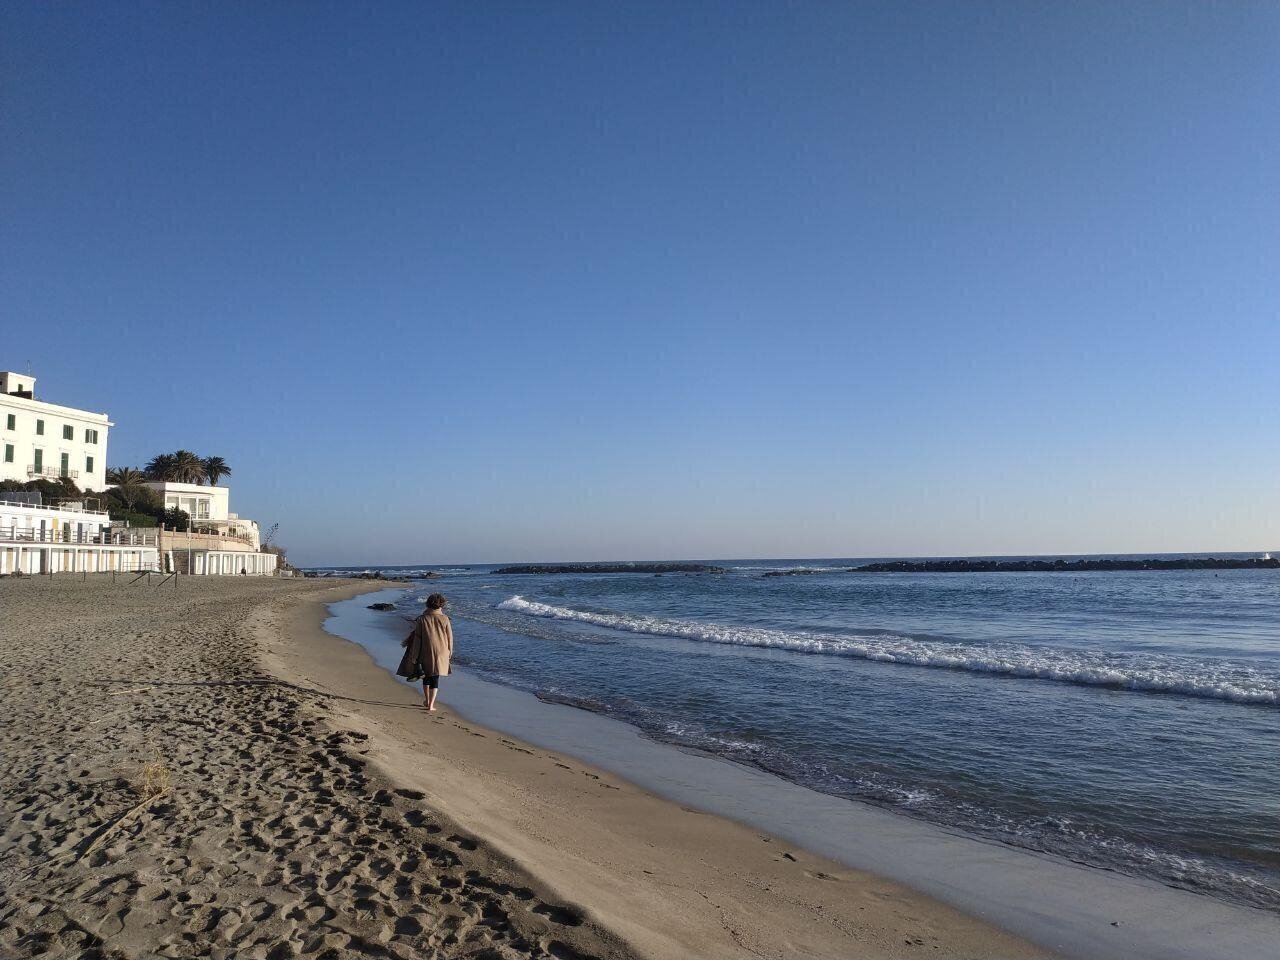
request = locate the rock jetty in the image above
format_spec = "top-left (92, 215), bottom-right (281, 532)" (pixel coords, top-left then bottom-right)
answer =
top-left (851, 557), bottom-right (1280, 573)
top-left (493, 562), bottom-right (727, 575)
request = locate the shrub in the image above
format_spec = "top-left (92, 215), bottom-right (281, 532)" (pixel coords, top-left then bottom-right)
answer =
top-left (111, 509), bottom-right (162, 528)
top-left (160, 507), bottom-right (190, 532)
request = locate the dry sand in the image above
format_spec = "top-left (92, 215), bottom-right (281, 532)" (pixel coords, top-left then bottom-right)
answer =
top-left (0, 577), bottom-right (1053, 959)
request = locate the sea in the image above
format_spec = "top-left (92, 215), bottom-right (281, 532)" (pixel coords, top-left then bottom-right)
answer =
top-left (309, 555), bottom-right (1280, 912)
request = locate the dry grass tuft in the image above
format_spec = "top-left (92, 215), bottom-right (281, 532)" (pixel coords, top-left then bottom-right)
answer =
top-left (135, 760), bottom-right (171, 799)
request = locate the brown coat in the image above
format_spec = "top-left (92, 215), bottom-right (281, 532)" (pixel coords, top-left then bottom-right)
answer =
top-left (396, 609), bottom-right (453, 680)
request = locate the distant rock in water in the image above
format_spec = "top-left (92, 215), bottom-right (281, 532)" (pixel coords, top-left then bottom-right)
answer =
top-left (761, 568), bottom-right (833, 578)
top-left (851, 557), bottom-right (1280, 574)
top-left (403, 571), bottom-right (441, 579)
top-left (493, 562), bottom-right (727, 575)
top-left (367, 602), bottom-right (397, 611)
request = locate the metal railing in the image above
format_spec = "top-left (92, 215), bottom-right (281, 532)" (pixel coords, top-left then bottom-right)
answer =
top-left (160, 527), bottom-right (254, 547)
top-left (0, 525), bottom-right (159, 546)
top-left (0, 496), bottom-right (108, 517)
top-left (27, 465), bottom-right (79, 480)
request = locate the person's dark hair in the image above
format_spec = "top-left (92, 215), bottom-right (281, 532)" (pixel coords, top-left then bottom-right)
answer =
top-left (426, 593), bottom-right (447, 610)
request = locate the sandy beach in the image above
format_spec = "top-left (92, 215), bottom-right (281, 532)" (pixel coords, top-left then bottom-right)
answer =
top-left (0, 577), bottom-right (1051, 959)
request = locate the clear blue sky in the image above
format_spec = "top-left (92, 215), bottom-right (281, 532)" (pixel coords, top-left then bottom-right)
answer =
top-left (3, 2), bottom-right (1277, 565)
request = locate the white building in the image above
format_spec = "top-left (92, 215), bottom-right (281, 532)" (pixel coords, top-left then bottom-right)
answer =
top-left (1, 371), bottom-right (111, 490)
top-left (143, 480), bottom-right (275, 576)
top-left (1, 365), bottom-right (277, 577)
top-left (143, 481), bottom-right (262, 550)
top-left (0, 494), bottom-right (159, 575)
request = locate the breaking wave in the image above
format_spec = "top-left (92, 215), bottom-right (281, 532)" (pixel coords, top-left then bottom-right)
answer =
top-left (497, 596), bottom-right (1279, 705)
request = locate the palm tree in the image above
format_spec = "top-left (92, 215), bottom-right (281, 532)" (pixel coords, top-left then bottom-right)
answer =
top-left (203, 456), bottom-right (231, 486)
top-left (172, 450), bottom-right (207, 484)
top-left (107, 466), bottom-right (146, 487)
top-left (145, 453), bottom-right (178, 481)
top-left (107, 466), bottom-right (148, 510)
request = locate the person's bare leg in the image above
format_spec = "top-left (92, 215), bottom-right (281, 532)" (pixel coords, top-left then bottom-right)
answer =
top-left (426, 686), bottom-right (438, 711)
top-left (422, 679), bottom-right (431, 708)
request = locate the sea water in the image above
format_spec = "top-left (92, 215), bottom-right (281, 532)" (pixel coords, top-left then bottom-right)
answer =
top-left (312, 557), bottom-right (1280, 911)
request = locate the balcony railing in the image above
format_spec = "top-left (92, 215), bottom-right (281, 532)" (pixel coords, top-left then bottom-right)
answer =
top-left (160, 527), bottom-right (255, 548)
top-left (27, 465), bottom-right (79, 480)
top-left (0, 497), bottom-right (108, 517)
top-left (0, 526), bottom-right (158, 547)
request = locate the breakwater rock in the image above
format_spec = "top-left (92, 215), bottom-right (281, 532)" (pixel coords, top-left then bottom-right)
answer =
top-left (852, 557), bottom-right (1280, 574)
top-left (493, 562), bottom-right (727, 575)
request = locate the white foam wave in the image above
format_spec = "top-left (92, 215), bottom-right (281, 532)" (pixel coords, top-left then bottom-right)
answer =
top-left (497, 596), bottom-right (1279, 705)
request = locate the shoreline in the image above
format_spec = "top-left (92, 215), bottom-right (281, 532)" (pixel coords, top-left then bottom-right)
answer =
top-left (4, 576), bottom-right (1271, 959)
top-left (320, 586), bottom-right (1279, 960)
top-left (267, 582), bottom-right (1055, 959)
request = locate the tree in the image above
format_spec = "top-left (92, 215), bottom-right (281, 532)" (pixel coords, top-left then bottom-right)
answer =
top-left (146, 451), bottom-right (206, 484)
top-left (26, 477), bottom-right (80, 499)
top-left (107, 466), bottom-right (146, 487)
top-left (145, 453), bottom-right (178, 481)
top-left (102, 484), bottom-right (164, 525)
top-left (203, 456), bottom-right (231, 486)
top-left (172, 450), bottom-right (206, 484)
top-left (106, 466), bottom-right (149, 510)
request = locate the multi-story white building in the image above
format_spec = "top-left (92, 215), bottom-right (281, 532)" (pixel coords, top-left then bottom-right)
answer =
top-left (1, 371), bottom-right (111, 490)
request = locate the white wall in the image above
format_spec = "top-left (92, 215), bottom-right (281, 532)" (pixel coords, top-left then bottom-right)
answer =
top-left (0, 393), bottom-right (111, 491)
top-left (179, 550), bottom-right (278, 576)
top-left (0, 498), bottom-right (158, 574)
top-left (0, 498), bottom-right (111, 542)
top-left (144, 482), bottom-right (230, 521)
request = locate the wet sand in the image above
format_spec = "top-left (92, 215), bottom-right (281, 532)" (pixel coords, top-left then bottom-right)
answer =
top-left (0, 577), bottom-right (1051, 958)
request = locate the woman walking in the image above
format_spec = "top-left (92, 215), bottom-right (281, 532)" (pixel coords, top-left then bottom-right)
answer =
top-left (396, 593), bottom-right (454, 711)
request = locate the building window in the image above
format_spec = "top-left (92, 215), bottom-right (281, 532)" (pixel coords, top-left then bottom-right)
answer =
top-left (3, 444), bottom-right (12, 463)
top-left (62, 424), bottom-right (73, 440)
top-left (86, 455), bottom-right (95, 474)
top-left (33, 448), bottom-right (43, 471)
top-left (85, 428), bottom-right (99, 444)
top-left (4, 414), bottom-right (13, 430)
top-left (35, 419), bottom-right (44, 435)
top-left (60, 452), bottom-right (69, 477)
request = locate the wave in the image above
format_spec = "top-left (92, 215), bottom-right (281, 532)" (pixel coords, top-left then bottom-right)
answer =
top-left (496, 596), bottom-right (1280, 705)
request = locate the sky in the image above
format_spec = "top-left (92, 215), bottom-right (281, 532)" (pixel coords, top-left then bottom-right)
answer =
top-left (2, 2), bottom-right (1277, 565)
